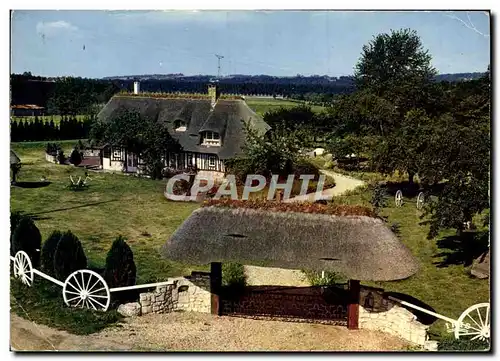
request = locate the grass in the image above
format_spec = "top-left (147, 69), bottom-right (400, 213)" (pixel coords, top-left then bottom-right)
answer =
top-left (11, 140), bottom-right (206, 284)
top-left (11, 115), bottom-right (88, 126)
top-left (244, 96), bottom-right (325, 116)
top-left (10, 278), bottom-right (123, 335)
top-left (332, 186), bottom-right (490, 339)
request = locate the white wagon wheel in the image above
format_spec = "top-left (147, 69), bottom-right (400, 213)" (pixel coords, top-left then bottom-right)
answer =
top-left (455, 303), bottom-right (490, 341)
top-left (416, 192), bottom-right (425, 210)
top-left (63, 270), bottom-right (110, 311)
top-left (13, 251), bottom-right (33, 287)
top-left (395, 190), bottom-right (403, 207)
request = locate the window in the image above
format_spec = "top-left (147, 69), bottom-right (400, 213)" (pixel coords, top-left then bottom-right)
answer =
top-left (174, 119), bottom-right (187, 132)
top-left (112, 148), bottom-right (122, 161)
top-left (209, 156), bottom-right (216, 167)
top-left (201, 131), bottom-right (221, 146)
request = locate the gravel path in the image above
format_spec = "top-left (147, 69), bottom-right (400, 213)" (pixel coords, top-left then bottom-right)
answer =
top-left (11, 312), bottom-right (409, 351)
top-left (284, 170), bottom-right (365, 203)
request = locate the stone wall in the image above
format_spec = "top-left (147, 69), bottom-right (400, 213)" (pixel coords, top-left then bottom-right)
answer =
top-left (45, 153), bottom-right (58, 164)
top-left (139, 271), bottom-right (211, 316)
top-left (359, 286), bottom-right (432, 349)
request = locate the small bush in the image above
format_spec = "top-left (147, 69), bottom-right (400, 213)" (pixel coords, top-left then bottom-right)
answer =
top-left (10, 211), bottom-right (24, 255)
top-left (57, 150), bottom-right (65, 164)
top-left (437, 338), bottom-right (490, 351)
top-left (69, 148), bottom-right (82, 166)
top-left (53, 231), bottom-right (87, 281)
top-left (46, 142), bottom-right (61, 155)
top-left (40, 230), bottom-right (62, 277)
top-left (370, 183), bottom-right (387, 215)
top-left (303, 269), bottom-right (344, 286)
top-left (222, 262), bottom-right (246, 289)
top-left (11, 215), bottom-right (42, 267)
top-left (104, 236), bottom-right (136, 289)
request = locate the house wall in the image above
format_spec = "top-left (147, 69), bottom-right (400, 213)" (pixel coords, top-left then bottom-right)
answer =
top-left (102, 157), bottom-right (125, 172)
top-left (166, 152), bottom-right (225, 173)
top-left (139, 272), bottom-right (212, 315)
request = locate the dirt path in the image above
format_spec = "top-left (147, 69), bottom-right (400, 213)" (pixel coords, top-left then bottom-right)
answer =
top-left (10, 312), bottom-right (409, 351)
top-left (284, 170), bottom-right (365, 203)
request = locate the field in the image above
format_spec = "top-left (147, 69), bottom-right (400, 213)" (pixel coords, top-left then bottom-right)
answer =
top-left (10, 141), bottom-right (489, 340)
top-left (11, 140), bottom-right (204, 284)
top-left (11, 115), bottom-right (88, 125)
top-left (244, 96), bottom-right (325, 116)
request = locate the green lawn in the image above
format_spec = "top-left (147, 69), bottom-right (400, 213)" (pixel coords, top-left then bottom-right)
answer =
top-left (333, 187), bottom-right (490, 339)
top-left (11, 115), bottom-right (88, 125)
top-left (11, 140), bottom-right (205, 284)
top-left (244, 96), bottom-right (325, 116)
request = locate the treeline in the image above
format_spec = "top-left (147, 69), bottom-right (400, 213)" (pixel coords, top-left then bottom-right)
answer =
top-left (10, 115), bottom-right (94, 142)
top-left (10, 73), bottom-right (120, 115)
top-left (116, 79), bottom-right (356, 98)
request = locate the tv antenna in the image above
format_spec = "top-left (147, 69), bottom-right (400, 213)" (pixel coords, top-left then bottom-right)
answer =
top-left (215, 54), bottom-right (224, 78)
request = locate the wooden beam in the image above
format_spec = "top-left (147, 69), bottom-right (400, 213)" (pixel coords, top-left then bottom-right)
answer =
top-left (210, 262), bottom-right (222, 315)
top-left (347, 279), bottom-right (360, 329)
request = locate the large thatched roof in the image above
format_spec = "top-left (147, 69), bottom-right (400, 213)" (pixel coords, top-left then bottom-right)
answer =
top-left (161, 207), bottom-right (420, 281)
top-left (97, 95), bottom-right (270, 159)
top-left (10, 150), bottom-right (20, 165)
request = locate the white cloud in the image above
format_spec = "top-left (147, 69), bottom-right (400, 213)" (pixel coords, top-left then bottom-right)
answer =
top-left (36, 21), bottom-right (79, 37)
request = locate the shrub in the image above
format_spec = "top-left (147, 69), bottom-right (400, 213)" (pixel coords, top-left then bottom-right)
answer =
top-left (69, 148), bottom-right (82, 166)
top-left (53, 231), bottom-right (87, 281)
top-left (222, 262), bottom-right (246, 289)
top-left (303, 270), bottom-right (344, 286)
top-left (104, 236), bottom-right (136, 289)
top-left (437, 338), bottom-right (490, 351)
top-left (11, 215), bottom-right (42, 267)
top-left (46, 142), bottom-right (61, 155)
top-left (10, 211), bottom-right (24, 255)
top-left (40, 230), bottom-right (62, 276)
top-left (57, 150), bottom-right (65, 164)
top-left (370, 183), bottom-right (387, 215)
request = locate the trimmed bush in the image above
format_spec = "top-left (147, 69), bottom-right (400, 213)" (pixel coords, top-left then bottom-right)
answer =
top-left (69, 148), bottom-right (82, 166)
top-left (40, 230), bottom-right (62, 276)
top-left (11, 215), bottom-right (42, 267)
top-left (104, 236), bottom-right (136, 289)
top-left (53, 231), bottom-right (87, 281)
top-left (57, 150), bottom-right (65, 164)
top-left (10, 211), bottom-right (24, 256)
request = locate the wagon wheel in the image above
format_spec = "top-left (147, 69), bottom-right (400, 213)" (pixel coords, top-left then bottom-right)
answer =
top-left (395, 190), bottom-right (403, 207)
top-left (416, 192), bottom-right (425, 210)
top-left (63, 270), bottom-right (110, 311)
top-left (455, 303), bottom-right (490, 342)
top-left (13, 251), bottom-right (33, 287)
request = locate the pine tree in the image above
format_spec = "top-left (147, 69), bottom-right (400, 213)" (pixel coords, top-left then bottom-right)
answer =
top-left (53, 231), bottom-right (87, 280)
top-left (41, 230), bottom-right (62, 276)
top-left (104, 236), bottom-right (136, 288)
top-left (11, 215), bottom-right (42, 267)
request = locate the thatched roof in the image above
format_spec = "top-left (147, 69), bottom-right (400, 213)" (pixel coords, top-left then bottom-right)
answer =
top-left (10, 150), bottom-right (20, 165)
top-left (97, 95), bottom-right (270, 159)
top-left (161, 207), bottom-right (420, 282)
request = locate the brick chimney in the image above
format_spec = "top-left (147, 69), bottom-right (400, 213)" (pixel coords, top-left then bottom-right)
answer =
top-left (208, 83), bottom-right (220, 109)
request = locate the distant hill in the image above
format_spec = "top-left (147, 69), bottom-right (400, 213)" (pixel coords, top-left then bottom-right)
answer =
top-left (435, 72), bottom-right (486, 82)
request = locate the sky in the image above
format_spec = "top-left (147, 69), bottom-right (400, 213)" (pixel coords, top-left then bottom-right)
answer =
top-left (10, 10), bottom-right (491, 78)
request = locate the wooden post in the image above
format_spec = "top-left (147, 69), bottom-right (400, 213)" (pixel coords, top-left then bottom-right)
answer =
top-left (347, 279), bottom-right (360, 330)
top-left (210, 262), bottom-right (222, 315)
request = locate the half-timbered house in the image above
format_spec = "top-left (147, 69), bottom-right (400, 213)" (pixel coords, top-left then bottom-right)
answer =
top-left (95, 84), bottom-right (270, 180)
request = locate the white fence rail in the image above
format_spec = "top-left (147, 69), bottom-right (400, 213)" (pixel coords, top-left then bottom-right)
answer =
top-left (10, 251), bottom-right (177, 312)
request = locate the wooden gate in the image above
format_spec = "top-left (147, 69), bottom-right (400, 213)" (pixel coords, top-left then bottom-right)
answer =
top-left (220, 285), bottom-right (349, 325)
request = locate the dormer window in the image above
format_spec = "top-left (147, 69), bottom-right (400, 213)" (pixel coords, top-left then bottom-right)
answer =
top-left (201, 131), bottom-right (221, 146)
top-left (174, 119), bottom-right (187, 132)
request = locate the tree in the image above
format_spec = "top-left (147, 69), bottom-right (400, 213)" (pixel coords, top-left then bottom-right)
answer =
top-left (53, 231), bottom-right (87, 281)
top-left (41, 230), bottom-right (62, 276)
top-left (11, 216), bottom-right (42, 267)
top-left (103, 236), bottom-right (136, 288)
top-left (90, 109), bottom-right (181, 179)
top-left (69, 147), bottom-right (82, 166)
top-left (354, 28), bottom-right (437, 101)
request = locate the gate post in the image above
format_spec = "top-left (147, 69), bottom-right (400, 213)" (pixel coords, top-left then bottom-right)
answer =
top-left (347, 279), bottom-right (360, 329)
top-left (210, 262), bottom-right (222, 315)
